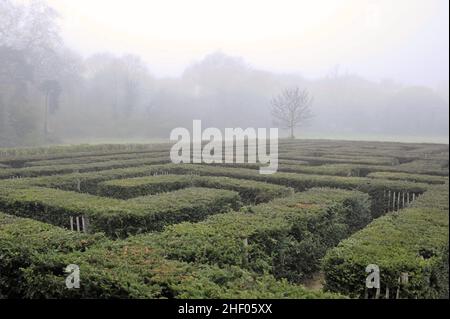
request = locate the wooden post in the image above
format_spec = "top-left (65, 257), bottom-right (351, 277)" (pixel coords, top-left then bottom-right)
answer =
top-left (76, 216), bottom-right (80, 232)
top-left (392, 192), bottom-right (396, 211)
top-left (242, 238), bottom-right (249, 266)
top-left (375, 287), bottom-right (380, 299)
top-left (70, 216), bottom-right (74, 231)
top-left (83, 216), bottom-right (89, 233)
top-left (385, 287), bottom-right (390, 299)
top-left (388, 190), bottom-right (391, 212)
top-left (402, 192), bottom-right (405, 208)
top-left (407, 192), bottom-right (410, 206)
top-left (81, 216), bottom-right (86, 232)
top-left (412, 193), bottom-right (416, 202)
top-left (397, 192), bottom-right (400, 210)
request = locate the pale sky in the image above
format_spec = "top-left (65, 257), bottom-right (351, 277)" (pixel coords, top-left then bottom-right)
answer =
top-left (44, 0), bottom-right (449, 87)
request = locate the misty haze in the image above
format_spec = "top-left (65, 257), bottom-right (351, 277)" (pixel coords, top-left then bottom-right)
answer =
top-left (0, 0), bottom-right (448, 146)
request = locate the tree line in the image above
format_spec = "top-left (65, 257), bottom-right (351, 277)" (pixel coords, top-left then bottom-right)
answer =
top-left (0, 0), bottom-right (448, 147)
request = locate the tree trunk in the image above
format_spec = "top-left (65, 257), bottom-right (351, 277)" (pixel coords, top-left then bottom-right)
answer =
top-left (44, 91), bottom-right (49, 140)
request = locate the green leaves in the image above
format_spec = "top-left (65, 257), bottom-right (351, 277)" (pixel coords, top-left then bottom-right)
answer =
top-left (322, 185), bottom-right (449, 298)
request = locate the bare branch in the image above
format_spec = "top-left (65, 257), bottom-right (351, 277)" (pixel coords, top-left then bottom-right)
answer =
top-left (270, 87), bottom-right (314, 138)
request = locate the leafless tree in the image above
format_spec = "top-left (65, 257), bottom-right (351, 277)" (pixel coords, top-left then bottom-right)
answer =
top-left (271, 87), bottom-right (313, 138)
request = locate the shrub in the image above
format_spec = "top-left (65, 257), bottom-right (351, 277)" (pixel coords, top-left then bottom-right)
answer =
top-left (0, 212), bottom-right (342, 299)
top-left (367, 171), bottom-right (448, 185)
top-left (322, 185), bottom-right (449, 298)
top-left (144, 188), bottom-right (371, 282)
top-left (98, 174), bottom-right (294, 203)
top-left (0, 187), bottom-right (241, 237)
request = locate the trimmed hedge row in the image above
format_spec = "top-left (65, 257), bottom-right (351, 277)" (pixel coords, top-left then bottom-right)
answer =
top-left (23, 149), bottom-right (169, 167)
top-left (322, 184), bottom-right (449, 299)
top-left (14, 163), bottom-right (429, 217)
top-left (97, 174), bottom-right (294, 203)
top-left (367, 171), bottom-right (448, 185)
top-left (219, 160), bottom-right (448, 178)
top-left (151, 164), bottom-right (427, 217)
top-left (143, 188), bottom-right (371, 282)
top-left (0, 212), bottom-right (342, 299)
top-left (395, 160), bottom-right (449, 176)
top-left (279, 154), bottom-right (398, 166)
top-left (0, 143), bottom-right (170, 164)
top-left (0, 187), bottom-right (241, 237)
top-left (0, 156), bottom-right (170, 179)
top-left (0, 212), bottom-right (104, 298)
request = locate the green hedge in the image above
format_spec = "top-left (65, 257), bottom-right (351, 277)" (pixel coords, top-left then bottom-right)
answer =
top-left (0, 143), bottom-right (170, 164)
top-left (0, 212), bottom-right (342, 299)
top-left (153, 164), bottom-right (426, 217)
top-left (97, 174), bottom-right (197, 198)
top-left (0, 212), bottom-right (104, 298)
top-left (367, 171), bottom-right (448, 185)
top-left (98, 174), bottom-right (293, 203)
top-left (23, 149), bottom-right (169, 167)
top-left (0, 187), bottom-right (241, 237)
top-left (279, 154), bottom-right (398, 166)
top-left (0, 156), bottom-right (170, 179)
top-left (395, 160), bottom-right (449, 176)
top-left (15, 163), bottom-right (428, 217)
top-left (322, 184), bottom-right (449, 299)
top-left (143, 188), bottom-right (371, 282)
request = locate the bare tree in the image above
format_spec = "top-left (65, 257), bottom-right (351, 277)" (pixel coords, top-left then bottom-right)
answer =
top-left (40, 80), bottom-right (62, 139)
top-left (271, 87), bottom-right (313, 138)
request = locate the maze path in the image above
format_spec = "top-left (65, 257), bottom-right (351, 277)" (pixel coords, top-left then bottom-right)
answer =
top-left (0, 140), bottom-right (448, 298)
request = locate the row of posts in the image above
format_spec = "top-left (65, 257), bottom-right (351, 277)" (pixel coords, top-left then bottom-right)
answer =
top-left (383, 190), bottom-right (417, 212)
top-left (365, 272), bottom-right (409, 299)
top-left (70, 216), bottom-right (88, 233)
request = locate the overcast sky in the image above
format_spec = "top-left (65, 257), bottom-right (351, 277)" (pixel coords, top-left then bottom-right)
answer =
top-left (45, 0), bottom-right (449, 87)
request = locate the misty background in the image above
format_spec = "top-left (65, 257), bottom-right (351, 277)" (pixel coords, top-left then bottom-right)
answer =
top-left (0, 0), bottom-right (448, 147)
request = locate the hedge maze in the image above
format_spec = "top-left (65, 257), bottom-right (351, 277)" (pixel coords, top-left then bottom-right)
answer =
top-left (0, 140), bottom-right (448, 298)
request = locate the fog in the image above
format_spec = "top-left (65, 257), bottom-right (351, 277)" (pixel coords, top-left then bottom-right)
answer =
top-left (1, 0), bottom-right (449, 147)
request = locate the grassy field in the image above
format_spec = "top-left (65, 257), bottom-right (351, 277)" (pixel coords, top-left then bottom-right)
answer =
top-left (0, 139), bottom-right (448, 299)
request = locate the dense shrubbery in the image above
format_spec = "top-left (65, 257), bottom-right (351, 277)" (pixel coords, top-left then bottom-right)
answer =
top-left (0, 156), bottom-right (170, 179)
top-left (322, 185), bottom-right (449, 298)
top-left (0, 212), bottom-right (342, 299)
top-left (0, 140), bottom-right (448, 299)
top-left (142, 188), bottom-right (371, 282)
top-left (367, 171), bottom-right (448, 184)
top-left (98, 174), bottom-right (294, 203)
top-left (0, 187), bottom-right (241, 237)
top-left (279, 153), bottom-right (398, 166)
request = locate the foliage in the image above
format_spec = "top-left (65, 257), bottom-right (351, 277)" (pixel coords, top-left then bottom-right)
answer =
top-left (322, 185), bottom-right (449, 298)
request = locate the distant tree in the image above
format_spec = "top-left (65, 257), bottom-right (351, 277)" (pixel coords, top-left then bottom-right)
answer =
top-left (0, 46), bottom-right (35, 146)
top-left (40, 80), bottom-right (62, 138)
top-left (271, 87), bottom-right (313, 138)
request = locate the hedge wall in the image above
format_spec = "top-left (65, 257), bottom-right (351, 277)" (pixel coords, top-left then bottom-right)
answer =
top-left (97, 174), bottom-right (294, 203)
top-left (0, 212), bottom-right (342, 299)
top-left (13, 163), bottom-right (429, 217)
top-left (367, 171), bottom-right (448, 185)
top-left (0, 187), bottom-right (241, 237)
top-left (142, 188), bottom-right (371, 282)
top-left (0, 156), bottom-right (170, 179)
top-left (322, 184), bottom-right (449, 299)
top-left (23, 149), bottom-right (169, 167)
